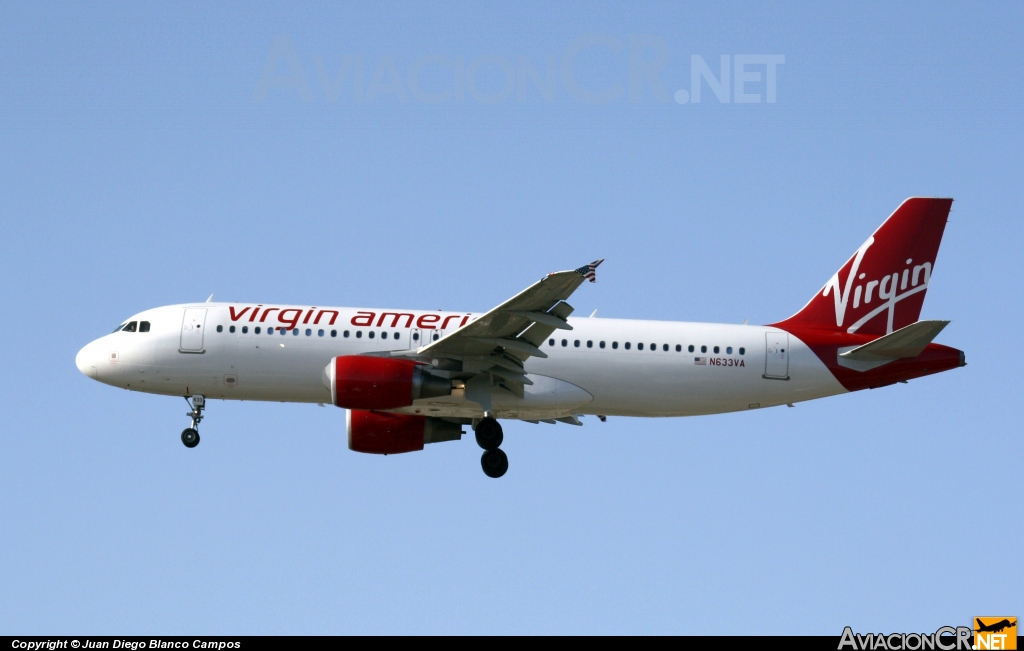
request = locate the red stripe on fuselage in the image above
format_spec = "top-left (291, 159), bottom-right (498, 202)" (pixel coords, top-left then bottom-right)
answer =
top-left (777, 326), bottom-right (963, 392)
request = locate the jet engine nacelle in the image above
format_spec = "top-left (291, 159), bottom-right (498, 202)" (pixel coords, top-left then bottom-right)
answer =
top-left (325, 356), bottom-right (452, 410)
top-left (346, 409), bottom-right (463, 454)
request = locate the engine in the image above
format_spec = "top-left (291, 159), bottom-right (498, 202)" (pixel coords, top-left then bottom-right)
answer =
top-left (347, 409), bottom-right (463, 454)
top-left (325, 356), bottom-right (452, 410)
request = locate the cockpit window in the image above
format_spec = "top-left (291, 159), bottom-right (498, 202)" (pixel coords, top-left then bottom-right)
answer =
top-left (113, 323), bottom-right (127, 333)
top-left (139, 321), bottom-right (151, 332)
top-left (121, 321), bottom-right (138, 332)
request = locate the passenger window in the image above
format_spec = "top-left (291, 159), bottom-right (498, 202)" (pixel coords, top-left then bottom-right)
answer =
top-left (739, 347), bottom-right (745, 355)
top-left (714, 346), bottom-right (719, 354)
top-left (675, 344), bottom-right (681, 352)
top-left (331, 330), bottom-right (337, 337)
top-left (139, 321), bottom-right (151, 332)
top-left (380, 332), bottom-right (387, 339)
top-left (318, 329), bottom-right (324, 337)
top-left (625, 342), bottom-right (631, 350)
top-left (344, 331), bottom-right (350, 338)
top-left (600, 341), bottom-right (606, 348)
top-left (432, 333), bottom-right (440, 341)
top-left (216, 325), bottom-right (223, 333)
top-left (122, 322), bottom-right (137, 332)
top-left (701, 345), bottom-right (707, 353)
top-left (358, 331), bottom-right (364, 338)
top-left (663, 344), bottom-right (669, 351)
top-left (726, 346), bottom-right (732, 354)
top-left (305, 329), bottom-right (311, 336)
top-left (688, 345), bottom-right (694, 353)
top-left (242, 326), bottom-right (248, 334)
top-left (549, 339), bottom-right (555, 346)
top-left (393, 332), bottom-right (399, 339)
top-left (574, 340), bottom-right (580, 347)
top-left (587, 341), bottom-right (593, 348)
top-left (561, 339), bottom-right (567, 347)
top-left (414, 333), bottom-right (420, 341)
top-left (638, 343), bottom-right (644, 350)
top-left (292, 329), bottom-right (299, 336)
top-left (255, 327), bottom-right (261, 334)
top-left (229, 325), bottom-right (236, 333)
top-left (612, 342), bottom-right (618, 349)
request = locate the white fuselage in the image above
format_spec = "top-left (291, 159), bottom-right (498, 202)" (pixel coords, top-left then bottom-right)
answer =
top-left (75, 303), bottom-right (847, 420)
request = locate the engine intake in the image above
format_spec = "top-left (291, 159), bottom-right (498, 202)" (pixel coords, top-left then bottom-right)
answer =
top-left (325, 356), bottom-right (452, 410)
top-left (347, 410), bottom-right (463, 454)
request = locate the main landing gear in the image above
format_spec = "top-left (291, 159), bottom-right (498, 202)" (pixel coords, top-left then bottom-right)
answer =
top-left (475, 416), bottom-right (508, 479)
top-left (181, 395), bottom-right (205, 448)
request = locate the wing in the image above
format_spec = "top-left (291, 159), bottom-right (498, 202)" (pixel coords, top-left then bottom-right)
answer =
top-left (395, 260), bottom-right (603, 403)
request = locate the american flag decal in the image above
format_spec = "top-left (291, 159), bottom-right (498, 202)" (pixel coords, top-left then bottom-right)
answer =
top-left (693, 357), bottom-right (707, 365)
top-left (574, 259), bottom-right (604, 283)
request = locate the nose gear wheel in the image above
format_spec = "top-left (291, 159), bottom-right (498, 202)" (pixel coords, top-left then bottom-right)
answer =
top-left (181, 428), bottom-right (200, 448)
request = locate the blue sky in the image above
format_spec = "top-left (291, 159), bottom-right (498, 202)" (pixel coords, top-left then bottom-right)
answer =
top-left (1, 2), bottom-right (1021, 634)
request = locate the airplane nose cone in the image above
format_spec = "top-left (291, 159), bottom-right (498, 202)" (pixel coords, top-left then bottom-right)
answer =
top-left (76, 342), bottom-right (99, 379)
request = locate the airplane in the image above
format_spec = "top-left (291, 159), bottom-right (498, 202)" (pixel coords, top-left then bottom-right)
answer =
top-left (75, 197), bottom-right (965, 478)
top-left (975, 619), bottom-right (1015, 634)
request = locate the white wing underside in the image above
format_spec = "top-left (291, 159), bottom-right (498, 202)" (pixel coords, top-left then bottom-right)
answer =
top-left (388, 265), bottom-right (597, 415)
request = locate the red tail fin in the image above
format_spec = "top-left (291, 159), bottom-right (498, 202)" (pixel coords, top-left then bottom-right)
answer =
top-left (774, 198), bottom-right (953, 336)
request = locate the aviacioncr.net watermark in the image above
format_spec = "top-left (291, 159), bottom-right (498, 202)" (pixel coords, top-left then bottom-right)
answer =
top-left (252, 34), bottom-right (784, 106)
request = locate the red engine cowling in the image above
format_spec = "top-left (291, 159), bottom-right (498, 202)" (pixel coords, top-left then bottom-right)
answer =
top-left (347, 409), bottom-right (463, 454)
top-left (326, 356), bottom-right (451, 410)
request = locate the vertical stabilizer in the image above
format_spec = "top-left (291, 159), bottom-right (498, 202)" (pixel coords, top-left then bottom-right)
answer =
top-left (774, 198), bottom-right (953, 336)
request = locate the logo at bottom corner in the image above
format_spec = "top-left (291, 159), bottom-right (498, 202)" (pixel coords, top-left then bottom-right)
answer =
top-left (974, 617), bottom-right (1016, 651)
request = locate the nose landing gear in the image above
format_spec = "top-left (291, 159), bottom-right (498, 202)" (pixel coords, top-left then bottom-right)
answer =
top-left (181, 395), bottom-right (205, 448)
top-left (475, 416), bottom-right (508, 478)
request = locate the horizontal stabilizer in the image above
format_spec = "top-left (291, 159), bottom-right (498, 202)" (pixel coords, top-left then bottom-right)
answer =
top-left (839, 320), bottom-right (949, 362)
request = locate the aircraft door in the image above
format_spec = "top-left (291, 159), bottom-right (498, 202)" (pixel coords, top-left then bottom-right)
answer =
top-left (412, 328), bottom-right (444, 349)
top-left (180, 308), bottom-right (207, 352)
top-left (764, 332), bottom-right (789, 379)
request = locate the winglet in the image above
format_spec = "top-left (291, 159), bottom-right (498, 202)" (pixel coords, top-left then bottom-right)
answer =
top-left (574, 259), bottom-right (604, 283)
